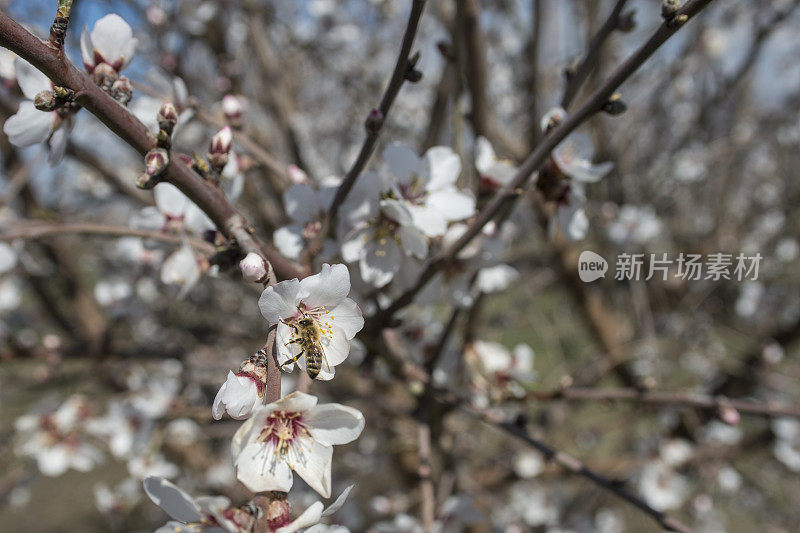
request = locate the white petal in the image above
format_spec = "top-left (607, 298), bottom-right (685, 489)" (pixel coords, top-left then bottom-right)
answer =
top-left (307, 404), bottom-right (365, 446)
top-left (14, 58), bottom-right (51, 99)
top-left (80, 26), bottom-right (94, 68)
top-left (259, 279), bottom-right (301, 323)
top-left (426, 189), bottom-right (475, 222)
top-left (406, 204), bottom-right (448, 238)
top-left (476, 264), bottom-right (519, 293)
top-left (276, 502), bottom-right (324, 533)
top-left (160, 245), bottom-right (200, 296)
top-left (284, 183), bottom-right (322, 224)
top-left (271, 391), bottom-right (318, 413)
top-left (299, 263), bottom-right (351, 309)
top-left (0, 243), bottom-right (17, 274)
top-left (383, 143), bottom-right (423, 184)
top-left (212, 371), bottom-right (260, 420)
top-left (143, 476), bottom-right (203, 523)
top-left (235, 442), bottom-right (294, 493)
top-left (360, 239), bottom-right (401, 287)
top-left (379, 198), bottom-right (412, 226)
top-left (424, 146), bottom-right (461, 190)
top-left (327, 298), bottom-right (363, 339)
top-left (37, 446), bottom-right (69, 476)
top-left (291, 439), bottom-right (333, 498)
top-left (154, 183), bottom-right (190, 217)
top-left (475, 136), bottom-right (496, 174)
top-left (274, 225), bottom-right (305, 261)
top-left (322, 484), bottom-right (354, 517)
top-left (231, 409), bottom-right (267, 460)
top-left (319, 325), bottom-right (350, 368)
top-left (398, 226), bottom-right (428, 259)
top-left (340, 226), bottom-right (370, 263)
top-left (48, 125), bottom-right (69, 165)
top-left (90, 14), bottom-right (135, 69)
top-left (4, 102), bottom-right (52, 147)
top-left (184, 204), bottom-right (215, 234)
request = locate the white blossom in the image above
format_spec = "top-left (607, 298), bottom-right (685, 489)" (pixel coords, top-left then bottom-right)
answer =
top-left (232, 391), bottom-right (364, 498)
top-left (144, 476), bottom-right (243, 533)
top-left (3, 58), bottom-right (71, 164)
top-left (259, 264), bottom-right (364, 380)
top-left (381, 143), bottom-right (475, 237)
top-left (212, 370), bottom-right (264, 420)
top-left (14, 395), bottom-right (104, 477)
top-left (81, 14), bottom-right (138, 73)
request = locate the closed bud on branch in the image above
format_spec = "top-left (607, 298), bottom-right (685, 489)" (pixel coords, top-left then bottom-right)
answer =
top-left (158, 103), bottom-right (178, 134)
top-left (222, 95), bottom-right (243, 128)
top-left (661, 0), bottom-right (681, 19)
top-left (111, 76), bottom-right (133, 105)
top-left (208, 126), bottom-right (232, 169)
top-left (136, 172), bottom-right (159, 189)
top-left (145, 148), bottom-right (169, 177)
top-left (617, 10), bottom-right (636, 32)
top-left (365, 109), bottom-right (384, 134)
top-left (92, 62), bottom-right (118, 90)
top-left (602, 93), bottom-right (627, 115)
top-left (239, 252), bottom-right (270, 283)
top-left (34, 90), bottom-right (58, 112)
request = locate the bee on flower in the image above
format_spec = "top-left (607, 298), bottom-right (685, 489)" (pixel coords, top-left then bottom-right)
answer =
top-left (259, 264), bottom-right (364, 380)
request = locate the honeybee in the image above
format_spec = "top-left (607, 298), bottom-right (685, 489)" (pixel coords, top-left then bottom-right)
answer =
top-left (281, 312), bottom-right (331, 379)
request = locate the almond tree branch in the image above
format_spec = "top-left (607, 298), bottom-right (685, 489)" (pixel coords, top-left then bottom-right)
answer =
top-left (369, 0), bottom-right (714, 330)
top-left (527, 387), bottom-right (800, 419)
top-left (379, 334), bottom-right (696, 533)
top-left (0, 220), bottom-right (216, 254)
top-left (324, 0), bottom-right (426, 226)
top-left (561, 0), bottom-right (630, 110)
top-left (0, 11), bottom-right (306, 281)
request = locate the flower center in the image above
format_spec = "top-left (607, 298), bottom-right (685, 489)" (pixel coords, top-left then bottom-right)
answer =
top-left (258, 411), bottom-right (310, 456)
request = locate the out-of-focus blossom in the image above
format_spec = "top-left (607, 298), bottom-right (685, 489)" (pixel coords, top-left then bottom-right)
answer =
top-left (475, 136), bottom-right (517, 188)
top-left (638, 461), bottom-right (688, 511)
top-left (80, 14), bottom-right (137, 73)
top-left (607, 205), bottom-right (663, 244)
top-left (134, 182), bottom-right (214, 234)
top-left (539, 108), bottom-right (613, 241)
top-left (14, 395), bottom-right (104, 476)
top-left (232, 391), bottom-right (364, 497)
top-left (144, 476), bottom-right (246, 532)
top-left (3, 58), bottom-right (73, 164)
top-left (259, 264), bottom-right (363, 380)
top-left (382, 143), bottom-right (475, 237)
top-left (274, 177), bottom-right (339, 261)
top-left (341, 194), bottom-right (427, 287)
top-left (160, 243), bottom-right (201, 298)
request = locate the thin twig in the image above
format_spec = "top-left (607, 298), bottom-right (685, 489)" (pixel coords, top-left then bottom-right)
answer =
top-left (0, 221), bottom-right (216, 254)
top-left (323, 0), bottom-right (426, 229)
top-left (0, 11), bottom-right (305, 281)
top-left (528, 387), bottom-right (800, 419)
top-left (561, 0), bottom-right (630, 110)
top-left (368, 0), bottom-right (714, 330)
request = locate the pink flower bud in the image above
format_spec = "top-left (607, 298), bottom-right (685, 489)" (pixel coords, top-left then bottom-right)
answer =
top-left (239, 252), bottom-right (270, 283)
top-left (719, 404), bottom-right (740, 426)
top-left (221, 95), bottom-right (243, 119)
top-left (145, 148), bottom-right (169, 177)
top-left (158, 102), bottom-right (178, 130)
top-left (209, 126), bottom-right (232, 155)
top-left (287, 164), bottom-right (309, 184)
